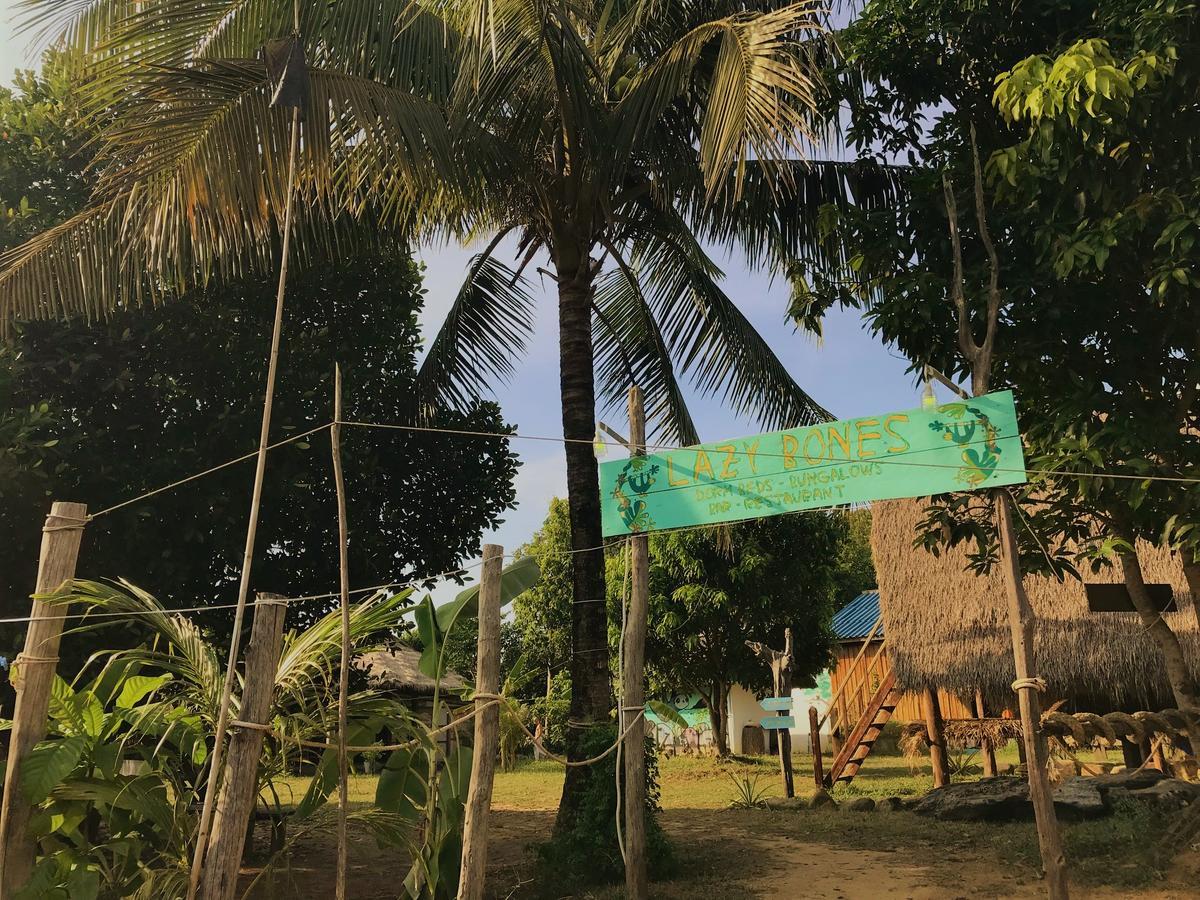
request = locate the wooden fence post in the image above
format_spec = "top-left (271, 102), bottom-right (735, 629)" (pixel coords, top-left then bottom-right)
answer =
top-left (922, 687), bottom-right (949, 788)
top-left (198, 595), bottom-right (287, 900)
top-left (622, 385), bottom-right (650, 900)
top-left (809, 706), bottom-right (824, 787)
top-left (458, 544), bottom-right (504, 900)
top-left (996, 492), bottom-right (1069, 899)
top-left (0, 500), bottom-right (88, 898)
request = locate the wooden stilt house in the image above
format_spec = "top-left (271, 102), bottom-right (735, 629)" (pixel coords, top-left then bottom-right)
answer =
top-left (823, 498), bottom-right (1199, 786)
top-left (871, 498), bottom-right (1200, 714)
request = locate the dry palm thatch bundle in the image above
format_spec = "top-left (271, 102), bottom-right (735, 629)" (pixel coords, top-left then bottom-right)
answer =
top-left (898, 722), bottom-right (929, 774)
top-left (872, 499), bottom-right (1200, 712)
top-left (942, 717), bottom-right (1024, 749)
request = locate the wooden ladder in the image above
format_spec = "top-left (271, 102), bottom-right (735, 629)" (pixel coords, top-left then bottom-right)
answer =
top-left (824, 668), bottom-right (901, 787)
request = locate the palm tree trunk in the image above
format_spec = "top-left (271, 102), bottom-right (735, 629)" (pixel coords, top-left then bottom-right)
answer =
top-left (1117, 542), bottom-right (1200, 751)
top-left (552, 251), bottom-right (614, 833)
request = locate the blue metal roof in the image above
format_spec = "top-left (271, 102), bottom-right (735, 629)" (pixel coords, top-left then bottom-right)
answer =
top-left (832, 590), bottom-right (882, 641)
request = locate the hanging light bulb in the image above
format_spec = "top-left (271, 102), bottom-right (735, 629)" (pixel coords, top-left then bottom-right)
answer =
top-left (922, 368), bottom-right (937, 409)
top-left (593, 425), bottom-right (608, 458)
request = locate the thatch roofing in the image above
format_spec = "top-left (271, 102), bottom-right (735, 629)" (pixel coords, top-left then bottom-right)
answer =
top-left (357, 646), bottom-right (467, 695)
top-left (872, 498), bottom-right (1200, 712)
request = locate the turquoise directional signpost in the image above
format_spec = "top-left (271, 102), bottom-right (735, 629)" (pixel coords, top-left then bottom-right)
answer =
top-left (760, 696), bottom-right (793, 712)
top-left (760, 715), bottom-right (795, 730)
top-left (600, 390), bottom-right (1027, 537)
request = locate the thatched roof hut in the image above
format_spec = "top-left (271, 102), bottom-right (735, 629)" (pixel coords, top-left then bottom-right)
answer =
top-left (357, 646), bottom-right (467, 695)
top-left (872, 498), bottom-right (1200, 713)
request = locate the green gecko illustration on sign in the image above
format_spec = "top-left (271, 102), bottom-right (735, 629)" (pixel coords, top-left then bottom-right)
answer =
top-left (599, 390), bottom-right (1028, 537)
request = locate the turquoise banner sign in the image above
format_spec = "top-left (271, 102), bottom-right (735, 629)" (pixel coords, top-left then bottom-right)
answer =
top-left (601, 390), bottom-right (1027, 537)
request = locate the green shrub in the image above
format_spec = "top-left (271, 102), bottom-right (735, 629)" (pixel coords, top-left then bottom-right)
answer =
top-left (536, 727), bottom-right (674, 888)
top-left (530, 670), bottom-right (571, 754)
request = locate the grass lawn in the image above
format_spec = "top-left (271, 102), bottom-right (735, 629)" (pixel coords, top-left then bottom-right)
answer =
top-left (261, 748), bottom-right (1195, 898)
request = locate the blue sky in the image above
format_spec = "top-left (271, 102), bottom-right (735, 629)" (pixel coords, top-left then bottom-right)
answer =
top-left (0, 5), bottom-right (923, 602)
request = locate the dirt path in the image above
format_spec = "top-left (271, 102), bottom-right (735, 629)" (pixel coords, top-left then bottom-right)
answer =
top-left (243, 806), bottom-right (1198, 898)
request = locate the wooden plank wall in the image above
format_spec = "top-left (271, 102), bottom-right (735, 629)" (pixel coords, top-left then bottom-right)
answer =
top-left (829, 641), bottom-right (974, 735)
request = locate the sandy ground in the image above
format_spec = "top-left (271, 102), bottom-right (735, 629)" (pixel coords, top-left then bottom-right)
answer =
top-left (242, 807), bottom-right (1200, 899)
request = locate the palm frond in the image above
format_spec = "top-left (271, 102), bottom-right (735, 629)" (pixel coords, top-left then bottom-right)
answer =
top-left (415, 247), bottom-right (536, 412)
top-left (0, 61), bottom-right (452, 331)
top-left (273, 589), bottom-right (416, 714)
top-left (613, 1), bottom-right (826, 199)
top-left (682, 157), bottom-right (911, 270)
top-left (629, 211), bottom-right (832, 429)
top-left (593, 256), bottom-right (700, 446)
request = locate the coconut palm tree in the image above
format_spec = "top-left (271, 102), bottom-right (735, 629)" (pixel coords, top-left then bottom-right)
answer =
top-left (0, 0), bottom-right (902, 825)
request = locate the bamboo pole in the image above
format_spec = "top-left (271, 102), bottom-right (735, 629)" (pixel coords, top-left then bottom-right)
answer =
top-left (939, 129), bottom-right (1069, 897)
top-left (188, 95), bottom-right (303, 900)
top-left (622, 385), bottom-right (649, 900)
top-left (198, 595), bottom-right (287, 900)
top-left (458, 544), bottom-right (504, 900)
top-left (0, 501), bottom-right (87, 898)
top-left (330, 365), bottom-right (352, 900)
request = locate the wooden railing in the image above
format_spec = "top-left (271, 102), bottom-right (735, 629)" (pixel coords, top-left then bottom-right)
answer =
top-left (819, 614), bottom-right (886, 742)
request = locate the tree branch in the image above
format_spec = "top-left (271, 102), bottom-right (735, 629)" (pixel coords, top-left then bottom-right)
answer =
top-left (971, 123), bottom-right (1002, 372)
top-left (942, 172), bottom-right (982, 373)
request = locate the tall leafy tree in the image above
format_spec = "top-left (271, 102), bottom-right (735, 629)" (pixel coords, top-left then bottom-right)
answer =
top-left (511, 497), bottom-right (574, 695)
top-left (805, 0), bottom-right (1199, 738)
top-left (989, 4), bottom-right (1200, 741)
top-left (639, 514), bottom-right (847, 756)
top-left (2, 254), bottom-right (520, 660)
top-left (0, 1), bottom-right (904, 822)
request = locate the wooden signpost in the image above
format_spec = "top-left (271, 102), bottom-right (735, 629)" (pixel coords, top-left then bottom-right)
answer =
top-left (748, 630), bottom-right (795, 799)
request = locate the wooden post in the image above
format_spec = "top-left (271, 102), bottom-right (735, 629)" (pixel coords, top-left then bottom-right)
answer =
top-left (622, 386), bottom-right (650, 900)
top-left (458, 544), bottom-right (504, 900)
top-left (922, 687), bottom-right (949, 788)
top-left (748, 630), bottom-right (795, 798)
top-left (0, 501), bottom-right (87, 898)
top-left (975, 690), bottom-right (998, 777)
top-left (809, 706), bottom-right (824, 787)
top-left (199, 595), bottom-right (287, 900)
top-left (996, 493), bottom-right (1068, 899)
top-left (330, 364), bottom-right (352, 900)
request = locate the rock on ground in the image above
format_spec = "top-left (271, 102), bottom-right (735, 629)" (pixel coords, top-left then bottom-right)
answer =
top-left (913, 776), bottom-right (1106, 822)
top-left (847, 797), bottom-right (876, 812)
top-left (913, 771), bottom-right (1199, 822)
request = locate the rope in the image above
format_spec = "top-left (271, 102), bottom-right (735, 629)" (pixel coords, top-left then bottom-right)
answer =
top-left (228, 700), bottom-right (503, 752)
top-left (227, 697), bottom-right (645, 769)
top-left (1012, 677), bottom-right (1048, 693)
top-left (91, 425), bottom-right (330, 520)
top-left (42, 520), bottom-right (90, 533)
top-left (343, 419), bottom-right (1200, 485)
top-left (44, 415), bottom-right (1200, 535)
top-left (0, 562), bottom-right (484, 626)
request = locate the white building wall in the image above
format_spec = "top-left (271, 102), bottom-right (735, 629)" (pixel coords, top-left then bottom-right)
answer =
top-left (726, 674), bottom-right (833, 755)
